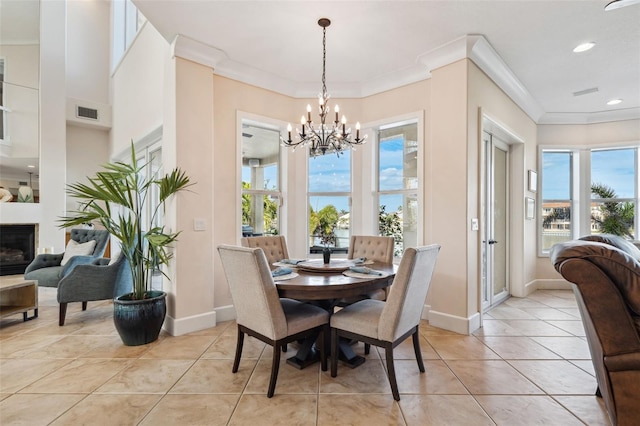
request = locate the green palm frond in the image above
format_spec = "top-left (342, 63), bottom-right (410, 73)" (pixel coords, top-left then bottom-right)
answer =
top-left (59, 141), bottom-right (194, 299)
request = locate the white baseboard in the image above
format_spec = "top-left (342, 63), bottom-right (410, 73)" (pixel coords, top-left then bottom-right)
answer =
top-left (214, 304), bottom-right (237, 323)
top-left (427, 308), bottom-right (481, 335)
top-left (163, 310), bottom-right (217, 336)
top-left (524, 278), bottom-right (572, 295)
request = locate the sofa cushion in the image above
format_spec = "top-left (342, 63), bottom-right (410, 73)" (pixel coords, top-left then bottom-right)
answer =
top-left (60, 239), bottom-right (97, 266)
top-left (580, 234), bottom-right (640, 262)
top-left (552, 240), bottom-right (640, 316)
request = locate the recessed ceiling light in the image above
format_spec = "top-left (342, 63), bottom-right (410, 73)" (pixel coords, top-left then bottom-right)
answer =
top-left (27, 165), bottom-right (35, 168)
top-left (605, 0), bottom-right (640, 11)
top-left (573, 42), bottom-right (595, 53)
top-left (606, 99), bottom-right (623, 106)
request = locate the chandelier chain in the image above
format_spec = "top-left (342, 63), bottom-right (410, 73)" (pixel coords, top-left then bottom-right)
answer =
top-left (322, 26), bottom-right (327, 96)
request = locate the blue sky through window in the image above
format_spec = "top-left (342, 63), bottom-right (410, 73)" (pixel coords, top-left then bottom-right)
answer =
top-left (592, 148), bottom-right (635, 198)
top-left (543, 149), bottom-right (636, 200)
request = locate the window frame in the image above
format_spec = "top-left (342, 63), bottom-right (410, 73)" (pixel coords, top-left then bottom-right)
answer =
top-left (307, 147), bottom-right (352, 256)
top-left (538, 143), bottom-right (639, 256)
top-left (375, 118), bottom-right (421, 259)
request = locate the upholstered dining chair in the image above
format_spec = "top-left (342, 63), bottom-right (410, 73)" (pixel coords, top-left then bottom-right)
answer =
top-left (24, 229), bottom-right (110, 288)
top-left (347, 235), bottom-right (394, 302)
top-left (217, 245), bottom-right (329, 398)
top-left (330, 244), bottom-right (440, 401)
top-left (241, 235), bottom-right (290, 267)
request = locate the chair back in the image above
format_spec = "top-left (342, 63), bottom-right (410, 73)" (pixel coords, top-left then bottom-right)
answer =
top-left (70, 229), bottom-right (109, 257)
top-left (218, 245), bottom-right (287, 340)
top-left (348, 235), bottom-right (394, 264)
top-left (241, 235), bottom-right (290, 266)
top-left (379, 245), bottom-right (440, 341)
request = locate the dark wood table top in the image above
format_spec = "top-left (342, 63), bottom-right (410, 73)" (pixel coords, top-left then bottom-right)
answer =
top-left (275, 260), bottom-right (397, 301)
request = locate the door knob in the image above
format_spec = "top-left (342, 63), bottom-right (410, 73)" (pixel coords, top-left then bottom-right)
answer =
top-left (488, 240), bottom-right (498, 245)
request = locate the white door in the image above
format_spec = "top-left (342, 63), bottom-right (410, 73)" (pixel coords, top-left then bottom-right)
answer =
top-left (482, 132), bottom-right (510, 310)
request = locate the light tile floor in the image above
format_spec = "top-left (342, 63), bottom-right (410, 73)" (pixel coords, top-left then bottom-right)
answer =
top-left (0, 288), bottom-right (610, 425)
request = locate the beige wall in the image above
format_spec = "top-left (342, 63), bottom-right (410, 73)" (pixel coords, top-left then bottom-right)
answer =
top-left (211, 76), bottom-right (296, 310)
top-left (467, 60), bottom-right (538, 301)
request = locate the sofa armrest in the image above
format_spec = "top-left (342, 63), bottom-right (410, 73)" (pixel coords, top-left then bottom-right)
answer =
top-left (93, 257), bottom-right (110, 266)
top-left (605, 352), bottom-right (640, 372)
top-left (61, 255), bottom-right (98, 277)
top-left (24, 253), bottom-right (64, 274)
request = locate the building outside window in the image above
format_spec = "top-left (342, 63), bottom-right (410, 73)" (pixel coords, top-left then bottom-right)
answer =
top-left (541, 150), bottom-right (573, 252)
top-left (241, 122), bottom-right (281, 237)
top-left (377, 121), bottom-right (418, 257)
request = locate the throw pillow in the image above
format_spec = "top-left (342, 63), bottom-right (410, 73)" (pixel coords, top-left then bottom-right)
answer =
top-left (60, 239), bottom-right (97, 266)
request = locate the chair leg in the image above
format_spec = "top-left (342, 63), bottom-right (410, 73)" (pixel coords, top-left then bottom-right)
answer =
top-left (59, 303), bottom-right (67, 326)
top-left (412, 329), bottom-right (425, 373)
top-left (267, 342), bottom-right (282, 398)
top-left (232, 327), bottom-right (245, 373)
top-left (319, 325), bottom-right (328, 372)
top-left (331, 328), bottom-right (339, 377)
top-left (384, 343), bottom-right (400, 401)
top-left (364, 343), bottom-right (371, 355)
top-left (82, 301), bottom-right (88, 311)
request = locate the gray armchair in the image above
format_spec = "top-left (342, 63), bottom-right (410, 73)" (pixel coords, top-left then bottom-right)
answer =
top-left (24, 229), bottom-right (109, 288)
top-left (57, 253), bottom-right (132, 325)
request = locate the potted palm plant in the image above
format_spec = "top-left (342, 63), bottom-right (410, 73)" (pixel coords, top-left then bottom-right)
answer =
top-left (60, 143), bottom-right (192, 346)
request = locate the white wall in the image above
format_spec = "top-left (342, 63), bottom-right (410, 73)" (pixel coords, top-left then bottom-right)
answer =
top-left (66, 0), bottom-right (110, 104)
top-left (36, 0), bottom-right (67, 252)
top-left (65, 125), bottom-right (110, 212)
top-left (111, 22), bottom-right (168, 154)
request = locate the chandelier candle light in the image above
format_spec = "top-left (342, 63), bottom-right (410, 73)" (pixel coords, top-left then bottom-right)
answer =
top-left (282, 18), bottom-right (366, 157)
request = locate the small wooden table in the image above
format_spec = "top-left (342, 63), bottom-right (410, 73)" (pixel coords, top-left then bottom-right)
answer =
top-left (0, 276), bottom-right (38, 321)
top-left (275, 260), bottom-right (397, 369)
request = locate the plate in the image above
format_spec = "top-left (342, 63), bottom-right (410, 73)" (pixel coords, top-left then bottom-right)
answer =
top-left (343, 270), bottom-right (389, 279)
top-left (272, 272), bottom-right (299, 281)
top-left (296, 259), bottom-right (356, 273)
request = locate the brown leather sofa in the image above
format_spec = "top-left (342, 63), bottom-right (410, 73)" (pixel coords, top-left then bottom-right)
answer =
top-left (550, 235), bottom-right (640, 426)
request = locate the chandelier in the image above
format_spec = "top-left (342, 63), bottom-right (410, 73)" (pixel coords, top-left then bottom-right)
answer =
top-left (281, 18), bottom-right (366, 157)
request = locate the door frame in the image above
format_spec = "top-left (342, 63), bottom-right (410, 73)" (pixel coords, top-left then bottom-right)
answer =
top-left (478, 113), bottom-right (526, 324)
top-left (482, 132), bottom-right (511, 311)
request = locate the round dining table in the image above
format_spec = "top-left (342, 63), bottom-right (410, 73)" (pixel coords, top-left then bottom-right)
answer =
top-left (274, 259), bottom-right (398, 369)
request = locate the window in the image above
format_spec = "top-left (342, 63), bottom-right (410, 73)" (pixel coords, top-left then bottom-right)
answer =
top-left (377, 122), bottom-right (418, 257)
top-left (308, 150), bottom-right (351, 254)
top-left (541, 151), bottom-right (573, 251)
top-left (111, 0), bottom-right (146, 70)
top-left (241, 122), bottom-right (281, 237)
top-left (539, 146), bottom-right (638, 254)
top-left (591, 148), bottom-right (636, 238)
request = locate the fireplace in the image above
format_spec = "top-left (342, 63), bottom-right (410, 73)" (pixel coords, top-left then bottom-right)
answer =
top-left (0, 224), bottom-right (36, 276)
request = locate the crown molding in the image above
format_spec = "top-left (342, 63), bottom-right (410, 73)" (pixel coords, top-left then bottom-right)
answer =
top-left (466, 36), bottom-right (546, 122)
top-left (538, 107), bottom-right (640, 124)
top-left (171, 34), bottom-right (227, 70)
top-left (169, 33), bottom-right (636, 125)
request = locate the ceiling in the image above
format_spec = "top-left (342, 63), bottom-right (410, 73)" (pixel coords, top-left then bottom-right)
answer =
top-left (135, 0), bottom-right (640, 125)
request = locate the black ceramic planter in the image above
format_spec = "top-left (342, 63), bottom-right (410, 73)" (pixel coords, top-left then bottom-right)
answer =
top-left (113, 290), bottom-right (167, 346)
